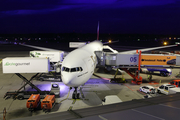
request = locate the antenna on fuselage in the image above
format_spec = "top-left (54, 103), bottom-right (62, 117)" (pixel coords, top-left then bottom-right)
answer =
top-left (97, 21), bottom-right (99, 40)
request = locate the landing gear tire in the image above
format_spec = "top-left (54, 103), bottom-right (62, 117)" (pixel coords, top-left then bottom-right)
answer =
top-left (72, 87), bottom-right (80, 99)
top-left (72, 93), bottom-right (80, 99)
top-left (17, 95), bottom-right (24, 100)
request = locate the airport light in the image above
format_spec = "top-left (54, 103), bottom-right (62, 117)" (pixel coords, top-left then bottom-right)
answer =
top-left (108, 40), bottom-right (112, 43)
top-left (163, 42), bottom-right (167, 45)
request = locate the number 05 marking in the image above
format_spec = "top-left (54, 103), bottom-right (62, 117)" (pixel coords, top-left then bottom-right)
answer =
top-left (130, 57), bottom-right (137, 62)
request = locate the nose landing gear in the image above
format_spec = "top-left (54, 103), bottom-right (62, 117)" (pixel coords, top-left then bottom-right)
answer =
top-left (72, 87), bottom-right (80, 99)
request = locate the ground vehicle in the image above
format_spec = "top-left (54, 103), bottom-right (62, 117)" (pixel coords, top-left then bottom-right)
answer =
top-left (50, 83), bottom-right (60, 97)
top-left (30, 51), bottom-right (64, 63)
top-left (26, 94), bottom-right (41, 111)
top-left (102, 95), bottom-right (122, 105)
top-left (169, 80), bottom-right (180, 87)
top-left (41, 95), bottom-right (55, 111)
top-left (141, 66), bottom-right (172, 77)
top-left (38, 74), bottom-right (61, 81)
top-left (139, 86), bottom-right (155, 94)
top-left (2, 57), bottom-right (50, 73)
top-left (157, 84), bottom-right (180, 95)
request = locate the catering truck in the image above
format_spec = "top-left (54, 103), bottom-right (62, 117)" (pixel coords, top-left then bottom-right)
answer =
top-left (2, 57), bottom-right (54, 100)
top-left (2, 57), bottom-right (50, 73)
top-left (30, 51), bottom-right (63, 80)
top-left (30, 51), bottom-right (64, 63)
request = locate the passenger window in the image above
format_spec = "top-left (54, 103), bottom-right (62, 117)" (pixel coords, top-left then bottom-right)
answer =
top-left (165, 87), bottom-right (168, 90)
top-left (159, 85), bottom-right (164, 89)
top-left (43, 101), bottom-right (49, 103)
top-left (176, 82), bottom-right (178, 85)
top-left (171, 81), bottom-right (174, 84)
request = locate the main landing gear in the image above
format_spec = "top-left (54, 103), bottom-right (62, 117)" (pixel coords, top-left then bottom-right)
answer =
top-left (71, 87), bottom-right (80, 99)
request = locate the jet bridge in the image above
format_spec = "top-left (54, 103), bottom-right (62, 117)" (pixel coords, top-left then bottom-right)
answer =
top-left (95, 50), bottom-right (180, 85)
top-left (2, 57), bottom-right (53, 100)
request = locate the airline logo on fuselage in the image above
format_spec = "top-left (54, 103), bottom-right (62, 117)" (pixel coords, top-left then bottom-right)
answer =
top-left (78, 72), bottom-right (88, 77)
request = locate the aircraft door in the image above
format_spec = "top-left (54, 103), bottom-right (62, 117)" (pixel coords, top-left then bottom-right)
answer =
top-left (83, 57), bottom-right (94, 75)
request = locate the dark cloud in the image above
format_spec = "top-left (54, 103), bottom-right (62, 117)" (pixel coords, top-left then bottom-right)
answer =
top-left (0, 0), bottom-right (180, 34)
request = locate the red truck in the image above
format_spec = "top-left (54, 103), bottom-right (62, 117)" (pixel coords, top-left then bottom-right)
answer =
top-left (169, 80), bottom-right (180, 87)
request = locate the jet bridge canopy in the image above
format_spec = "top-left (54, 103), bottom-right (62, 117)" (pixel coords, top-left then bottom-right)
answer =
top-left (105, 53), bottom-right (180, 66)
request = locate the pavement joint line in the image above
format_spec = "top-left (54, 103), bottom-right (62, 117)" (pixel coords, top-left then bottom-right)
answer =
top-left (160, 104), bottom-right (180, 110)
top-left (68, 106), bottom-right (73, 111)
top-left (68, 108), bottom-right (83, 118)
top-left (80, 87), bottom-right (85, 98)
top-left (132, 109), bottom-right (165, 120)
top-left (123, 84), bottom-right (136, 91)
top-left (98, 115), bottom-right (108, 120)
top-left (72, 99), bottom-right (76, 104)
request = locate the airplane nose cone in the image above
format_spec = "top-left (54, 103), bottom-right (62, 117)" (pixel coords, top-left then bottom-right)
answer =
top-left (61, 73), bottom-right (75, 86)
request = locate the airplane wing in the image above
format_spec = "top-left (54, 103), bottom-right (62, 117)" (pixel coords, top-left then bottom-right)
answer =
top-left (21, 43), bottom-right (177, 55)
top-left (21, 44), bottom-right (60, 51)
top-left (119, 44), bottom-right (177, 54)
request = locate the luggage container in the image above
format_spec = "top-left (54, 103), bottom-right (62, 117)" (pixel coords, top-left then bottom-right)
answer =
top-left (41, 95), bottom-right (55, 111)
top-left (26, 94), bottom-right (41, 111)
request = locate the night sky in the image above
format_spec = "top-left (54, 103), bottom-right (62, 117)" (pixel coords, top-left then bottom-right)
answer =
top-left (1, 0), bottom-right (180, 35)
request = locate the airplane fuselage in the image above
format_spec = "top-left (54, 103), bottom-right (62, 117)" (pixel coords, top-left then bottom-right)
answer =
top-left (61, 41), bottom-right (103, 87)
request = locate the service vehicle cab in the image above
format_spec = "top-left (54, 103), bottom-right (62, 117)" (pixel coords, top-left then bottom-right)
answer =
top-left (26, 94), bottom-right (41, 111)
top-left (157, 84), bottom-right (178, 95)
top-left (41, 95), bottom-right (55, 111)
top-left (169, 80), bottom-right (180, 87)
top-left (139, 86), bottom-right (155, 94)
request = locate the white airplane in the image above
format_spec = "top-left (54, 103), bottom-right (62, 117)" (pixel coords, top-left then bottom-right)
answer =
top-left (21, 24), bottom-right (177, 99)
top-left (61, 40), bottom-right (103, 98)
top-left (22, 40), bottom-right (177, 99)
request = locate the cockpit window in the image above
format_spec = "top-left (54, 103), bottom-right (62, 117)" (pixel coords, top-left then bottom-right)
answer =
top-left (62, 66), bottom-right (83, 72)
top-left (70, 68), bottom-right (76, 72)
top-left (65, 67), bottom-right (70, 72)
top-left (62, 67), bottom-right (70, 72)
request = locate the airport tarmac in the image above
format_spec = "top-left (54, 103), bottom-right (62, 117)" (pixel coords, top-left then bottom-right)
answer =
top-left (0, 43), bottom-right (180, 120)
